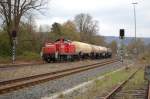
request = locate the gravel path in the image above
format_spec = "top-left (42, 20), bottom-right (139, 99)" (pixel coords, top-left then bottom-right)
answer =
top-left (0, 59), bottom-right (111, 81)
top-left (0, 60), bottom-right (132, 99)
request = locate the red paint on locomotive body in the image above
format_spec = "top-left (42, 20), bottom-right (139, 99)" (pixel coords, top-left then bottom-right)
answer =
top-left (42, 38), bottom-right (76, 56)
top-left (55, 38), bottom-right (76, 55)
top-left (68, 43), bottom-right (76, 55)
top-left (42, 43), bottom-right (56, 54)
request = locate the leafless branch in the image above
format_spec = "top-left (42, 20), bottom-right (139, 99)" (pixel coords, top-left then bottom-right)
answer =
top-left (0, 0), bottom-right (48, 45)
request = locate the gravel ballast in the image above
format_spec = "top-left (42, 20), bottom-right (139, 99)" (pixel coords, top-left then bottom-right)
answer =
top-left (0, 59), bottom-right (111, 81)
top-left (0, 60), bottom-right (132, 99)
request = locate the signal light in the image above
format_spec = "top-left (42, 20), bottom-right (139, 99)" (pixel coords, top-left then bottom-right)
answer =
top-left (12, 30), bottom-right (17, 38)
top-left (120, 29), bottom-right (125, 39)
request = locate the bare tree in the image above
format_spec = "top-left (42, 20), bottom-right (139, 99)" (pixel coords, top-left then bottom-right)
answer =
top-left (0, 0), bottom-right (48, 45)
top-left (127, 38), bottom-right (145, 56)
top-left (74, 13), bottom-right (99, 42)
top-left (28, 15), bottom-right (35, 33)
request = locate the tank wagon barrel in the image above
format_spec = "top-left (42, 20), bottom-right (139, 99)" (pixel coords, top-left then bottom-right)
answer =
top-left (71, 41), bottom-right (93, 58)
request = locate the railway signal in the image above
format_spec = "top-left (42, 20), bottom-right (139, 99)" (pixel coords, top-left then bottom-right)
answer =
top-left (12, 30), bottom-right (17, 38)
top-left (120, 29), bottom-right (124, 39)
top-left (12, 30), bottom-right (17, 64)
top-left (119, 29), bottom-right (125, 63)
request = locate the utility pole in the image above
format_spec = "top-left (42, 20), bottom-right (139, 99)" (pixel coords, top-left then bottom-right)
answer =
top-left (132, 2), bottom-right (138, 54)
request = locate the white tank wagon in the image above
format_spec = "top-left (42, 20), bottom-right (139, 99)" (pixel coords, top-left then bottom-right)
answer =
top-left (106, 48), bottom-right (112, 57)
top-left (72, 41), bottom-right (92, 58)
top-left (90, 45), bottom-right (102, 58)
top-left (91, 45), bottom-right (100, 53)
top-left (98, 46), bottom-right (107, 57)
top-left (72, 41), bottom-right (112, 59)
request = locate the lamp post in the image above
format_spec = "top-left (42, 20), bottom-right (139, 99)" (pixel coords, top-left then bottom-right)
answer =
top-left (132, 2), bottom-right (138, 54)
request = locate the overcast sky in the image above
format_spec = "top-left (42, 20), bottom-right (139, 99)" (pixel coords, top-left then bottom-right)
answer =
top-left (35, 0), bottom-right (150, 37)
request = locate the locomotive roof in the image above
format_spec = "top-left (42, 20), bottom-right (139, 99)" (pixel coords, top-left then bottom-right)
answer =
top-left (55, 38), bottom-right (71, 42)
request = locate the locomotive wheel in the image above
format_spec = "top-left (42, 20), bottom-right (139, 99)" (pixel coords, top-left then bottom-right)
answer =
top-left (46, 57), bottom-right (51, 63)
top-left (68, 55), bottom-right (74, 61)
top-left (71, 55), bottom-right (74, 61)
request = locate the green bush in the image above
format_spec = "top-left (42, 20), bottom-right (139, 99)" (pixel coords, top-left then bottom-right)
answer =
top-left (138, 51), bottom-right (150, 64)
top-left (18, 51), bottom-right (41, 61)
top-left (0, 32), bottom-right (11, 57)
top-left (0, 56), bottom-right (11, 63)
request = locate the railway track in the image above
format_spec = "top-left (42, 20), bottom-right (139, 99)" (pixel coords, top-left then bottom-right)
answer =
top-left (0, 59), bottom-right (118, 95)
top-left (0, 58), bottom-right (114, 69)
top-left (0, 62), bottom-right (44, 68)
top-left (103, 68), bottom-right (148, 99)
top-left (148, 82), bottom-right (150, 99)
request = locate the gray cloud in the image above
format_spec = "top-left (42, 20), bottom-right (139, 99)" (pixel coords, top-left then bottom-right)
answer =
top-left (14, 0), bottom-right (150, 37)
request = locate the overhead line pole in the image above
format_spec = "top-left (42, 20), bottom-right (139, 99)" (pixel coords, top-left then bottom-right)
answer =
top-left (132, 2), bottom-right (138, 42)
top-left (132, 2), bottom-right (138, 54)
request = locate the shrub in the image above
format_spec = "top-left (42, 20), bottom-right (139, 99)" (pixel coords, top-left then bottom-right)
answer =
top-left (0, 56), bottom-right (11, 63)
top-left (17, 51), bottom-right (41, 61)
top-left (138, 51), bottom-right (150, 64)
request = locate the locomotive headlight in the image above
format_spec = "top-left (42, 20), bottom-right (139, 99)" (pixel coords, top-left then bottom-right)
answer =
top-left (40, 51), bottom-right (43, 57)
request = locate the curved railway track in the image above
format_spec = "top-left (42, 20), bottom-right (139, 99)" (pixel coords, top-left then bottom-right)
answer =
top-left (0, 59), bottom-right (118, 95)
top-left (103, 68), bottom-right (149, 99)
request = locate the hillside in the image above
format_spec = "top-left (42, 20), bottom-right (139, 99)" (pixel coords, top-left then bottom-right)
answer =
top-left (105, 36), bottom-right (150, 45)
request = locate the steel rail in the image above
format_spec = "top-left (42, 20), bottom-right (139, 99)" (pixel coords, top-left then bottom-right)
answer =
top-left (148, 82), bottom-right (150, 99)
top-left (0, 59), bottom-right (117, 86)
top-left (0, 59), bottom-right (118, 95)
top-left (0, 58), bottom-right (114, 69)
top-left (0, 63), bottom-right (45, 68)
top-left (104, 68), bottom-right (141, 99)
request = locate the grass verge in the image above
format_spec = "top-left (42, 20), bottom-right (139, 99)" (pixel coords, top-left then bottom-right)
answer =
top-left (0, 56), bottom-right (11, 64)
top-left (61, 67), bottom-right (138, 99)
top-left (0, 51), bottom-right (41, 64)
top-left (118, 69), bottom-right (147, 99)
top-left (17, 51), bottom-right (41, 62)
